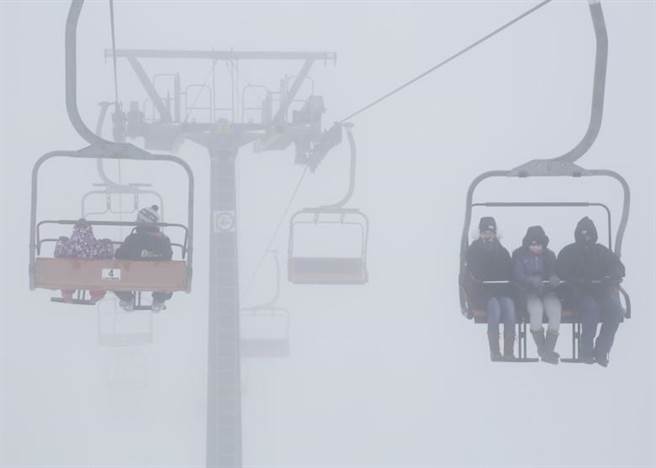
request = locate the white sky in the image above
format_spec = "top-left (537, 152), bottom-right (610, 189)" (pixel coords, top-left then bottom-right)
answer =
top-left (1, 1), bottom-right (655, 467)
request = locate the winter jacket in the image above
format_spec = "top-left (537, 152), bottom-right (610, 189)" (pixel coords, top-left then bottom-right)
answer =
top-left (512, 225), bottom-right (558, 301)
top-left (54, 221), bottom-right (114, 259)
top-left (556, 217), bottom-right (625, 299)
top-left (512, 248), bottom-right (558, 295)
top-left (115, 226), bottom-right (173, 261)
top-left (465, 238), bottom-right (513, 309)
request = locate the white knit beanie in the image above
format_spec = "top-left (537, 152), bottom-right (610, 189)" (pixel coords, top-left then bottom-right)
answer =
top-left (137, 205), bottom-right (160, 224)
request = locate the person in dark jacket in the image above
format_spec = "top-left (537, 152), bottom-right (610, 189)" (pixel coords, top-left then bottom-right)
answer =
top-left (512, 226), bottom-right (562, 364)
top-left (465, 217), bottom-right (516, 361)
top-left (557, 217), bottom-right (625, 366)
top-left (115, 205), bottom-right (173, 312)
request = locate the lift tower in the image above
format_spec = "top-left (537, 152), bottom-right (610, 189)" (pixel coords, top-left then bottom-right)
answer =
top-left (100, 29), bottom-right (336, 468)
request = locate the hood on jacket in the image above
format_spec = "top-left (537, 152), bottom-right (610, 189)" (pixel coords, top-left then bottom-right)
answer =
top-left (522, 225), bottom-right (549, 249)
top-left (575, 216), bottom-right (598, 244)
top-left (478, 216), bottom-right (497, 234)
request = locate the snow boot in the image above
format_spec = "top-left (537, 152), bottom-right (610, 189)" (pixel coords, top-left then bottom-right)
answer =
top-left (488, 330), bottom-right (502, 362)
top-left (531, 328), bottom-right (547, 360)
top-left (61, 289), bottom-right (74, 303)
top-left (543, 329), bottom-right (560, 365)
top-left (151, 300), bottom-right (167, 313)
top-left (503, 331), bottom-right (516, 361)
top-left (119, 296), bottom-right (135, 312)
top-left (594, 347), bottom-right (609, 367)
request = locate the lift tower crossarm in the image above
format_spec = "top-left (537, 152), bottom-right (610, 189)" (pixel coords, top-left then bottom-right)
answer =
top-left (104, 49), bottom-right (336, 62)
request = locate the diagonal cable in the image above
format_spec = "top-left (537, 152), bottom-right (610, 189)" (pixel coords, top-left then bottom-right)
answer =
top-left (339, 0), bottom-right (553, 123)
top-left (243, 166), bottom-right (309, 300)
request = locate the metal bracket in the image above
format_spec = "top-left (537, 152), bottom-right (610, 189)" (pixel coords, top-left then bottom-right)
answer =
top-left (509, 159), bottom-right (588, 177)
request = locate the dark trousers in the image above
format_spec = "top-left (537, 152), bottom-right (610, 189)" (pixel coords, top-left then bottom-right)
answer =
top-left (115, 291), bottom-right (173, 303)
top-left (576, 291), bottom-right (623, 358)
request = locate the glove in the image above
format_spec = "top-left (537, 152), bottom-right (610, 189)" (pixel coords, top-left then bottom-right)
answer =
top-left (528, 276), bottom-right (544, 294)
top-left (528, 276), bottom-right (542, 288)
top-left (548, 275), bottom-right (561, 288)
top-left (569, 278), bottom-right (592, 288)
top-left (601, 276), bottom-right (621, 288)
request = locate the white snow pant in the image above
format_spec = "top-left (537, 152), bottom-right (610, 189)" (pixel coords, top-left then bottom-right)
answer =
top-left (526, 292), bottom-right (561, 333)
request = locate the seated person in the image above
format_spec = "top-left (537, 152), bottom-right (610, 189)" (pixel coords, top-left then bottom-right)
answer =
top-left (557, 217), bottom-right (625, 366)
top-left (54, 219), bottom-right (114, 303)
top-left (512, 226), bottom-right (562, 364)
top-left (465, 217), bottom-right (516, 361)
top-left (114, 205), bottom-right (173, 312)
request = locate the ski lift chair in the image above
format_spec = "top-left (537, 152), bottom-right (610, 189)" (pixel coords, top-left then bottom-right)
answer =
top-left (241, 252), bottom-right (290, 358)
top-left (29, 147), bottom-right (194, 306)
top-left (241, 307), bottom-right (290, 358)
top-left (459, 165), bottom-right (632, 362)
top-left (96, 296), bottom-right (155, 347)
top-left (459, 0), bottom-right (630, 363)
top-left (288, 208), bottom-right (369, 284)
top-left (288, 124), bottom-right (370, 285)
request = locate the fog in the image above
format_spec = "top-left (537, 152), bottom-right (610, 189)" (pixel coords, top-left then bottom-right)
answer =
top-left (1, 1), bottom-right (655, 467)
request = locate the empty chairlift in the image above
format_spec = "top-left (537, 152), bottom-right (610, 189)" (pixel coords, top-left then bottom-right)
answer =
top-left (241, 251), bottom-right (290, 358)
top-left (81, 178), bottom-right (165, 221)
top-left (288, 124), bottom-right (369, 284)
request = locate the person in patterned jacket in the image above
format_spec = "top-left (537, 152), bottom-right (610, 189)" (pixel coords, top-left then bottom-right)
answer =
top-left (54, 219), bottom-right (114, 303)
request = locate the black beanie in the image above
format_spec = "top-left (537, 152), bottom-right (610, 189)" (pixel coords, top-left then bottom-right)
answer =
top-left (479, 216), bottom-right (497, 233)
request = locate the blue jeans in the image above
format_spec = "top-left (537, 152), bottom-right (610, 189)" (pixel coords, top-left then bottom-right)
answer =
top-left (576, 292), bottom-right (623, 358)
top-left (487, 296), bottom-right (516, 338)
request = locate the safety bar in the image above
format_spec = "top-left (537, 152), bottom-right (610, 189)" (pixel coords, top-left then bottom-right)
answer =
top-left (288, 209), bottom-right (369, 259)
top-left (293, 207), bottom-right (367, 217)
top-left (81, 189), bottom-right (165, 220)
top-left (471, 278), bottom-right (631, 319)
top-left (36, 220), bottom-right (189, 258)
top-left (471, 201), bottom-right (613, 249)
top-left (38, 238), bottom-right (187, 259)
top-left (478, 279), bottom-right (603, 285)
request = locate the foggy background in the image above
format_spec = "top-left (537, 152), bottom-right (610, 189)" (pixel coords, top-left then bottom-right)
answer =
top-left (1, 1), bottom-right (655, 467)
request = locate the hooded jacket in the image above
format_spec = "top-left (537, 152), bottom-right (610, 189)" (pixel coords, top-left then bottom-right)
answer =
top-left (556, 217), bottom-right (625, 296)
top-left (465, 237), bottom-right (513, 308)
top-left (54, 221), bottom-right (114, 259)
top-left (115, 225), bottom-right (173, 261)
top-left (512, 226), bottom-right (558, 299)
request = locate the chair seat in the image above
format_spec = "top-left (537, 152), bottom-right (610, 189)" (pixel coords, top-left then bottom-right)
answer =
top-left (34, 257), bottom-right (189, 292)
top-left (560, 309), bottom-right (578, 323)
top-left (288, 257), bottom-right (367, 284)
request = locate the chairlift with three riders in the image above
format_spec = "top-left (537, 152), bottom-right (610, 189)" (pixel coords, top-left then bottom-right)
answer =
top-left (458, 0), bottom-right (632, 362)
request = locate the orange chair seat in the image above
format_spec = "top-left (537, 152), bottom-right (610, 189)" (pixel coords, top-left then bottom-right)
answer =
top-left (288, 257), bottom-right (367, 284)
top-left (34, 257), bottom-right (189, 292)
